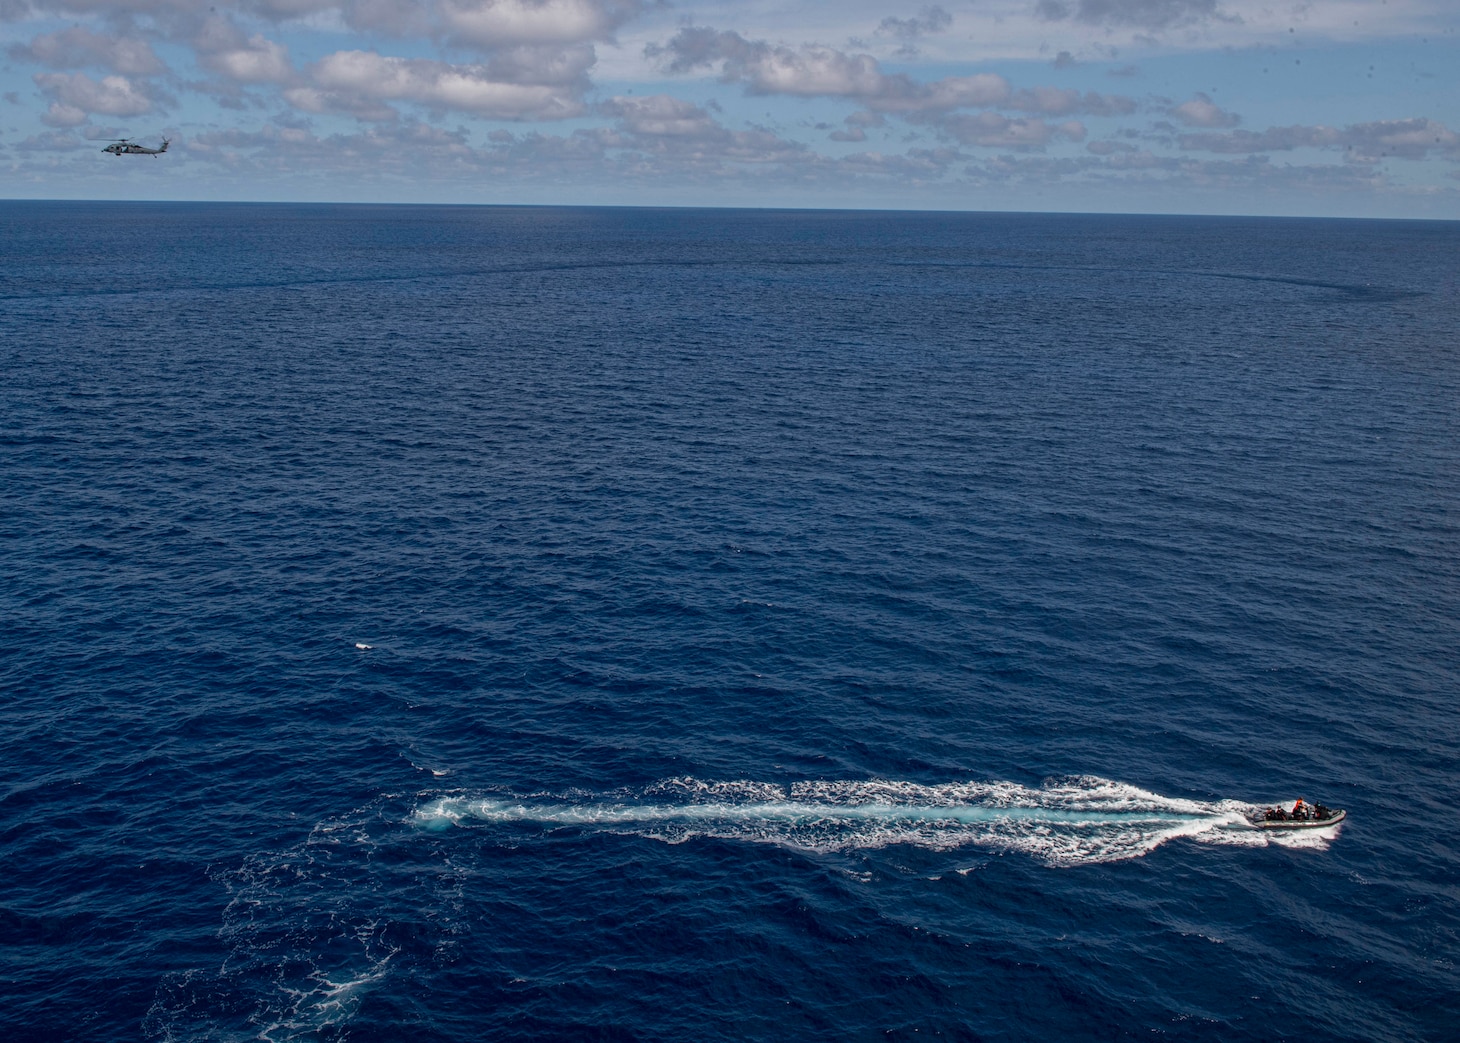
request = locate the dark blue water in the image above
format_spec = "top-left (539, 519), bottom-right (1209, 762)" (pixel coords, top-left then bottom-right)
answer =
top-left (2, 202), bottom-right (1457, 1042)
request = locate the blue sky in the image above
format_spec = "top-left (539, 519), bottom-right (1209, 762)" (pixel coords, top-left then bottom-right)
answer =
top-left (2, 0), bottom-right (1457, 215)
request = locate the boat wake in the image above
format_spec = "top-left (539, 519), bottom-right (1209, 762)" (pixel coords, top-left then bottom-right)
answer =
top-left (144, 776), bottom-right (1342, 1038)
top-left (413, 776), bottom-right (1341, 866)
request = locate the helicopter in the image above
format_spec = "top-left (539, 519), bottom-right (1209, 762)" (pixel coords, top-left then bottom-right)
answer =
top-left (103, 137), bottom-right (169, 156)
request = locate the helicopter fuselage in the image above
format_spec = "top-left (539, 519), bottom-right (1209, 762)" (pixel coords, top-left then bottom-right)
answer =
top-left (103, 140), bottom-right (168, 156)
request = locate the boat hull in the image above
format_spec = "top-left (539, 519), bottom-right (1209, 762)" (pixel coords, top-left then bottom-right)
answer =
top-left (1251, 809), bottom-right (1346, 830)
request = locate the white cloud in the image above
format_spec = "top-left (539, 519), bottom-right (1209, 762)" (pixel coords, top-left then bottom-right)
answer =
top-left (941, 111), bottom-right (1086, 148)
top-left (338, 0), bottom-right (436, 35)
top-left (16, 129), bottom-right (90, 150)
top-left (1008, 86), bottom-right (1136, 117)
top-left (211, 36), bottom-right (293, 83)
top-left (41, 102), bottom-right (88, 127)
top-left (186, 119), bottom-right (486, 177)
top-left (441, 0), bottom-right (644, 47)
top-left (596, 93), bottom-right (810, 168)
top-left (35, 72), bottom-right (155, 118)
top-left (748, 45), bottom-right (885, 97)
top-left (853, 74), bottom-right (1006, 119)
top-left (282, 85), bottom-right (398, 121)
top-left (600, 93), bottom-right (720, 137)
top-left (1169, 92), bottom-right (1239, 128)
top-left (876, 6), bottom-right (953, 40)
top-left (484, 42), bottom-right (596, 87)
top-left (651, 29), bottom-right (890, 97)
top-left (195, 18), bottom-right (295, 84)
top-left (304, 49), bottom-right (586, 119)
top-left (1033, 0), bottom-right (1224, 30)
top-left (650, 28), bottom-right (1136, 124)
top-left (1341, 118), bottom-right (1460, 161)
top-left (1178, 118), bottom-right (1459, 160)
top-left (242, 0), bottom-right (340, 17)
top-left (11, 27), bottom-right (165, 76)
top-left (10, 0), bottom-right (202, 18)
top-left (960, 148), bottom-right (1408, 198)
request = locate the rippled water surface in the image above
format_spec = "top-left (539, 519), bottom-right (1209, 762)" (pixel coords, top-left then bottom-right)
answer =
top-left (2, 202), bottom-right (1458, 1041)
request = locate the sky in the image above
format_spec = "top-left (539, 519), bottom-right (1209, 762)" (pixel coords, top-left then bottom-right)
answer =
top-left (1, 0), bottom-right (1457, 215)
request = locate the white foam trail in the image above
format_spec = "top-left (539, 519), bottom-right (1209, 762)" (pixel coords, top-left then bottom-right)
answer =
top-left (256, 954), bottom-right (395, 1043)
top-left (412, 776), bottom-right (1339, 866)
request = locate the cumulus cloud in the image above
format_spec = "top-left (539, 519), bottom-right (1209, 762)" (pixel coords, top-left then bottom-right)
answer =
top-left (6, 0), bottom-right (642, 93)
top-left (10, 27), bottom-right (165, 76)
top-left (440, 0), bottom-right (644, 47)
top-left (941, 111), bottom-right (1086, 149)
top-left (194, 120), bottom-right (473, 158)
top-left (1179, 118), bottom-right (1459, 160)
top-left (958, 149), bottom-right (1405, 198)
top-left (212, 36), bottom-right (292, 83)
top-left (1169, 92), bottom-right (1238, 128)
top-left (35, 72), bottom-right (155, 122)
top-left (185, 119), bottom-right (493, 179)
top-left (195, 17), bottom-right (294, 84)
top-left (1182, 125), bottom-right (1342, 155)
top-left (597, 93), bottom-right (809, 168)
top-left (7, 0), bottom-right (644, 40)
top-left (484, 42), bottom-right (596, 87)
top-left (649, 27), bottom-right (1135, 126)
top-left (336, 0), bottom-right (436, 36)
top-left (155, 2), bottom-right (634, 121)
top-left (1034, 0), bottom-right (1223, 29)
top-left (876, 6), bottom-right (953, 39)
top-left (600, 93), bottom-right (719, 138)
top-left (872, 73), bottom-right (1011, 114)
top-left (645, 25), bottom-right (1139, 156)
top-left (39, 102), bottom-right (88, 127)
top-left (837, 146), bottom-right (961, 181)
top-left (830, 109), bottom-right (882, 141)
top-left (239, 0), bottom-right (336, 16)
top-left (651, 29), bottom-right (887, 97)
top-left (458, 114), bottom-right (814, 187)
top-left (16, 129), bottom-right (90, 150)
top-left (751, 46), bottom-right (885, 97)
top-left (298, 50), bottom-right (585, 119)
top-left (1340, 118), bottom-right (1460, 161)
top-left (8, 0), bottom-right (202, 18)
top-left (1009, 86), bottom-right (1135, 117)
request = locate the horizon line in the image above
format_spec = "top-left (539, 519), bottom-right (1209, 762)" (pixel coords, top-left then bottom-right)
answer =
top-left (3, 197), bottom-right (1456, 224)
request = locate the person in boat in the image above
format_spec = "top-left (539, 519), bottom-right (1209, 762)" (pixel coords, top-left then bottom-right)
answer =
top-left (1292, 798), bottom-right (1310, 820)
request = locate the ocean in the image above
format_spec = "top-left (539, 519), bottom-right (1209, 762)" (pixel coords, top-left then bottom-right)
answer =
top-left (1, 201), bottom-right (1457, 1041)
